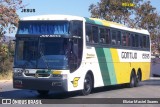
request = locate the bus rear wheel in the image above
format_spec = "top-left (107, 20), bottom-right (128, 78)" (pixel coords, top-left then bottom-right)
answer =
top-left (37, 90), bottom-right (49, 96)
top-left (128, 72), bottom-right (136, 88)
top-left (135, 71), bottom-right (141, 87)
top-left (81, 74), bottom-right (93, 96)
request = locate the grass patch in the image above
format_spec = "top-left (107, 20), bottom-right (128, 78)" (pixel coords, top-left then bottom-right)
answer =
top-left (0, 70), bottom-right (12, 80)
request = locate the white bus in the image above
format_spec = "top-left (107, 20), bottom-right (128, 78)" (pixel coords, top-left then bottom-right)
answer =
top-left (13, 15), bottom-right (151, 95)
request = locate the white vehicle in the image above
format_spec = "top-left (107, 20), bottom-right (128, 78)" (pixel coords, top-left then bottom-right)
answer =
top-left (151, 56), bottom-right (160, 77)
top-left (13, 15), bottom-right (151, 95)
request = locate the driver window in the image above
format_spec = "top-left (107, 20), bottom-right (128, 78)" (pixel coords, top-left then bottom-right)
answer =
top-left (72, 21), bottom-right (83, 37)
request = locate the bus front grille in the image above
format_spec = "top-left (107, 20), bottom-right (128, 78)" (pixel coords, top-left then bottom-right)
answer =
top-left (24, 73), bottom-right (35, 77)
top-left (24, 73), bottom-right (50, 78)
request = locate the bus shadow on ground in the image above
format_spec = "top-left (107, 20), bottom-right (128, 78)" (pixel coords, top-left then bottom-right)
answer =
top-left (40, 84), bottom-right (128, 99)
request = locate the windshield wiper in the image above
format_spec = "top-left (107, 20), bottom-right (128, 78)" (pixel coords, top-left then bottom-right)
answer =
top-left (39, 38), bottom-right (50, 70)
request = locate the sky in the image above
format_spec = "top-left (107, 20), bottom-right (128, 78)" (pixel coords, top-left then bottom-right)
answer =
top-left (16, 0), bottom-right (100, 18)
top-left (16, 0), bottom-right (160, 18)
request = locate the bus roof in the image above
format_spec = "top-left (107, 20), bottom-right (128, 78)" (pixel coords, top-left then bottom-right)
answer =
top-left (20, 15), bottom-right (149, 35)
top-left (21, 14), bottom-right (84, 21)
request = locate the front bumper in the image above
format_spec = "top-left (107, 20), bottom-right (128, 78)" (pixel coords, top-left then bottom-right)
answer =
top-left (13, 77), bottom-right (68, 91)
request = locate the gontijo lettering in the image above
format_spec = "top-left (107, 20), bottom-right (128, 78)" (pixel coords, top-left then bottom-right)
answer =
top-left (121, 52), bottom-right (137, 59)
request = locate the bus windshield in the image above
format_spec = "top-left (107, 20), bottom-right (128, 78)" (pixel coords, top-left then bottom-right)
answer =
top-left (14, 37), bottom-right (70, 69)
top-left (17, 21), bottom-right (69, 35)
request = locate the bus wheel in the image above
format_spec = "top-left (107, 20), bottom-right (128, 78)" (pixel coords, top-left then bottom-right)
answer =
top-left (37, 90), bottom-right (49, 95)
top-left (128, 72), bottom-right (136, 88)
top-left (135, 72), bottom-right (141, 87)
top-left (81, 74), bottom-right (93, 95)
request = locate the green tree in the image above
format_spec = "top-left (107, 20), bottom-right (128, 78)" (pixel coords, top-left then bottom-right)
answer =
top-left (0, 43), bottom-right (10, 72)
top-left (0, 0), bottom-right (23, 37)
top-left (131, 1), bottom-right (158, 30)
top-left (153, 16), bottom-right (160, 54)
top-left (89, 0), bottom-right (143, 25)
top-left (0, 0), bottom-right (23, 74)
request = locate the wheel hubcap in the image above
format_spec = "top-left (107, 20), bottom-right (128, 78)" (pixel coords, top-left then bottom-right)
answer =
top-left (131, 76), bottom-right (135, 87)
top-left (137, 74), bottom-right (140, 81)
top-left (84, 77), bottom-right (91, 92)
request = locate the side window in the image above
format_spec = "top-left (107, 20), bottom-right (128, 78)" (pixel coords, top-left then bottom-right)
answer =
top-left (146, 36), bottom-right (150, 49)
top-left (122, 32), bottom-right (130, 46)
top-left (111, 30), bottom-right (117, 45)
top-left (143, 35), bottom-right (147, 48)
top-left (86, 24), bottom-right (92, 43)
top-left (117, 31), bottom-right (121, 45)
top-left (122, 32), bottom-right (130, 47)
top-left (72, 21), bottom-right (83, 37)
top-left (135, 34), bottom-right (139, 47)
top-left (105, 29), bottom-right (110, 44)
top-left (126, 33), bottom-right (130, 46)
top-left (122, 32), bottom-right (126, 46)
top-left (92, 26), bottom-right (98, 43)
top-left (100, 28), bottom-right (105, 44)
top-left (139, 35), bottom-right (143, 48)
top-left (131, 34), bottom-right (135, 47)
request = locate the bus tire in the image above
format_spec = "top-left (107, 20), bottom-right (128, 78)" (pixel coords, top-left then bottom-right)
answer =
top-left (135, 71), bottom-right (141, 87)
top-left (81, 74), bottom-right (93, 96)
top-left (128, 72), bottom-right (136, 88)
top-left (37, 90), bottom-right (49, 95)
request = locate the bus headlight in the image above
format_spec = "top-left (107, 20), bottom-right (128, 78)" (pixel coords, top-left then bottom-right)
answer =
top-left (14, 69), bottom-right (23, 77)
